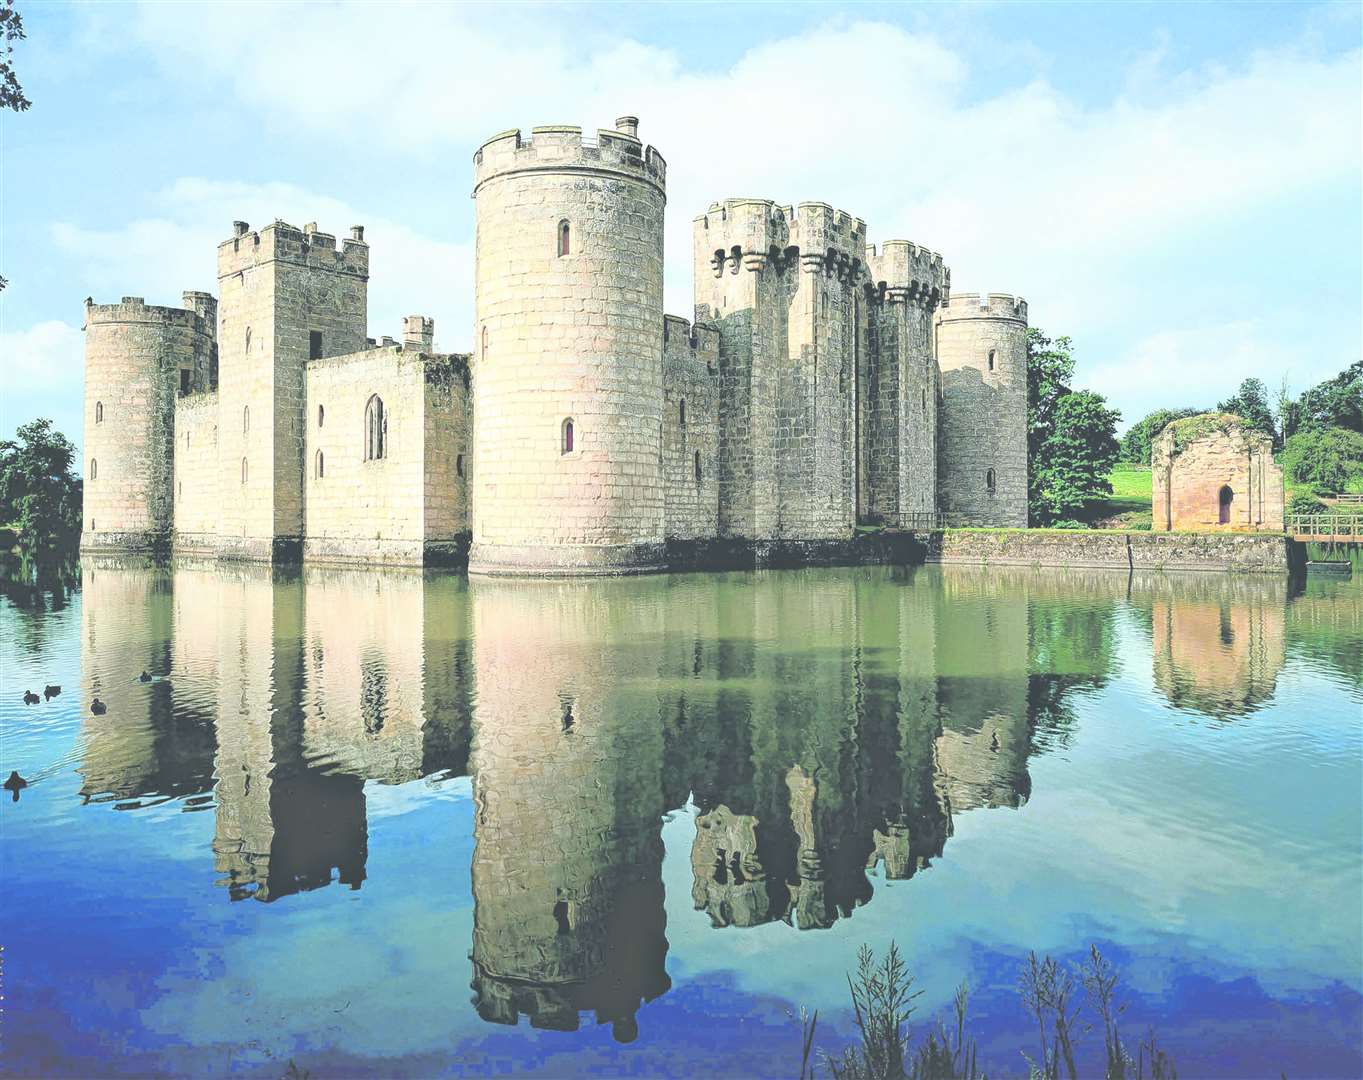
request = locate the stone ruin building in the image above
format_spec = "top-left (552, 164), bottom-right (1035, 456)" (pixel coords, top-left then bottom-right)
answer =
top-left (1151, 413), bottom-right (1285, 533)
top-left (81, 116), bottom-right (1030, 573)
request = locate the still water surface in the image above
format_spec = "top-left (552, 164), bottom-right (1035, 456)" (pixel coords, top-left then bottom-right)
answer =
top-left (2, 561), bottom-right (1360, 1078)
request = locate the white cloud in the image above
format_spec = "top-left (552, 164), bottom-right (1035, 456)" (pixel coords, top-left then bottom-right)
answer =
top-left (0, 320), bottom-right (86, 452)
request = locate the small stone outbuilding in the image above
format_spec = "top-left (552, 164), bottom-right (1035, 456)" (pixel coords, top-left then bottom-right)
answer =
top-left (1151, 413), bottom-right (1284, 532)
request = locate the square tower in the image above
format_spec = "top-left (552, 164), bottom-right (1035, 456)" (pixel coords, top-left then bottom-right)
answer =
top-left (216, 220), bottom-right (369, 559)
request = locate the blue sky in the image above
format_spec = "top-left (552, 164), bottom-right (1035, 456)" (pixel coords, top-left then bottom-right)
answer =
top-left (2, 1), bottom-right (1360, 455)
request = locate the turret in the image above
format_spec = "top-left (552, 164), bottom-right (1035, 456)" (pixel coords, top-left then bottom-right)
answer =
top-left (935, 293), bottom-right (1029, 527)
top-left (469, 116), bottom-right (667, 575)
top-left (81, 294), bottom-right (215, 552)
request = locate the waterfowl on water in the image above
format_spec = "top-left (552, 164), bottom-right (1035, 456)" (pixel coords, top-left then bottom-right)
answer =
top-left (139, 671), bottom-right (152, 683)
top-left (43, 684), bottom-right (61, 700)
top-left (23, 690), bottom-right (40, 705)
top-left (4, 770), bottom-right (27, 800)
top-left (90, 698), bottom-right (107, 715)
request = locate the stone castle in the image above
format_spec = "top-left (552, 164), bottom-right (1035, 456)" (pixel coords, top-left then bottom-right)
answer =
top-left (81, 116), bottom-right (1029, 573)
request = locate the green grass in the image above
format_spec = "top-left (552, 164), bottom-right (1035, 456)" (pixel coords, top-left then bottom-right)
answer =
top-left (1086, 463), bottom-right (1153, 530)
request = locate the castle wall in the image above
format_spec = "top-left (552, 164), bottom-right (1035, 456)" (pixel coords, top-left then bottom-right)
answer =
top-left (81, 296), bottom-right (214, 552)
top-left (216, 221), bottom-right (369, 560)
top-left (935, 293), bottom-right (1029, 527)
top-left (662, 316), bottom-right (719, 539)
top-left (1151, 414), bottom-right (1284, 532)
top-left (469, 120), bottom-right (668, 575)
top-left (422, 355), bottom-right (473, 552)
top-left (173, 391), bottom-right (220, 551)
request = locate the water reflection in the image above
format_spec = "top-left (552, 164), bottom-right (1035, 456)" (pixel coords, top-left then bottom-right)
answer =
top-left (67, 557), bottom-right (1356, 1044)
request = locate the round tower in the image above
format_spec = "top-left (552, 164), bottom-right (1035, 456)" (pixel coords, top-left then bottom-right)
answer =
top-left (935, 293), bottom-right (1028, 527)
top-left (82, 295), bottom-right (215, 552)
top-left (469, 116), bottom-right (668, 575)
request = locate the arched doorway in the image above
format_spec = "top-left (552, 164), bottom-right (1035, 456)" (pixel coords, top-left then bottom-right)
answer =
top-left (1218, 485), bottom-right (1233, 525)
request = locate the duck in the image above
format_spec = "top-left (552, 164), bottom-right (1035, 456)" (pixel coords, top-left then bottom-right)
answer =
top-left (4, 770), bottom-right (27, 800)
top-left (139, 671), bottom-right (152, 683)
top-left (23, 690), bottom-right (40, 705)
top-left (43, 684), bottom-right (61, 700)
top-left (91, 698), bottom-right (107, 715)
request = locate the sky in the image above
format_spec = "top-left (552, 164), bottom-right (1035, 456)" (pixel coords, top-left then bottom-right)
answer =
top-left (1, 0), bottom-right (1360, 456)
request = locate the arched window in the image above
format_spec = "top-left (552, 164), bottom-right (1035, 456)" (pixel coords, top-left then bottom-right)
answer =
top-left (241, 457), bottom-right (248, 485)
top-left (987, 349), bottom-right (996, 372)
top-left (679, 398), bottom-right (687, 427)
top-left (456, 453), bottom-right (465, 479)
top-left (694, 450), bottom-right (702, 483)
top-left (365, 395), bottom-right (386, 461)
top-left (558, 219), bottom-right (571, 257)
top-left (315, 449), bottom-right (325, 478)
top-left (985, 468), bottom-right (996, 494)
top-left (95, 401), bottom-right (103, 423)
top-left (318, 404), bottom-right (325, 428)
top-left (243, 405), bottom-right (249, 434)
top-left (561, 417), bottom-right (574, 454)
top-left (89, 458), bottom-right (97, 480)
top-left (1218, 485), bottom-right (1233, 525)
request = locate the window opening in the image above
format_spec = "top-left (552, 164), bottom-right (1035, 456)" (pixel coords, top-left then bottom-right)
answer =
top-left (309, 330), bottom-right (323, 360)
top-left (561, 418), bottom-right (574, 454)
top-left (557, 220), bottom-right (571, 257)
top-left (365, 395), bottom-right (387, 461)
top-left (1218, 485), bottom-right (1233, 524)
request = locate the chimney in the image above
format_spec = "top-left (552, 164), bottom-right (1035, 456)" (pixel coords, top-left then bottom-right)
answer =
top-left (350, 225), bottom-right (365, 242)
top-left (232, 221), bottom-right (249, 237)
top-left (615, 115), bottom-right (639, 139)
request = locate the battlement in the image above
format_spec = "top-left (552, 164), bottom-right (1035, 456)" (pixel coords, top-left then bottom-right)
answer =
top-left (472, 116), bottom-right (666, 195)
top-left (83, 294), bottom-right (215, 334)
top-left (663, 315), bottom-right (719, 363)
top-left (217, 219), bottom-right (370, 280)
top-left (937, 292), bottom-right (1027, 323)
top-left (696, 198), bottom-right (871, 278)
top-left (865, 240), bottom-right (949, 305)
top-left (788, 201), bottom-right (867, 253)
top-left (403, 314), bottom-right (435, 350)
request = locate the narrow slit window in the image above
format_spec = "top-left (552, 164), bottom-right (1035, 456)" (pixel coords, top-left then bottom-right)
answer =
top-left (318, 404), bottom-right (325, 428)
top-left (309, 330), bottom-right (323, 360)
top-left (561, 417), bottom-right (574, 454)
top-left (987, 349), bottom-right (996, 372)
top-left (90, 458), bottom-right (97, 481)
top-left (694, 451), bottom-right (702, 483)
top-left (680, 398), bottom-right (687, 427)
top-left (241, 457), bottom-right (248, 485)
top-left (456, 453), bottom-right (465, 479)
top-left (558, 220), bottom-right (571, 257)
top-left (985, 468), bottom-right (996, 494)
top-left (95, 401), bottom-right (104, 423)
top-left (243, 405), bottom-right (250, 434)
top-left (245, 326), bottom-right (251, 355)
top-left (365, 395), bottom-right (387, 461)
top-left (180, 369), bottom-right (191, 395)
top-left (315, 449), bottom-right (325, 478)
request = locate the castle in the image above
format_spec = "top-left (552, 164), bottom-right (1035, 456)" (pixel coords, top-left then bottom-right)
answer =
top-left (81, 116), bottom-right (1029, 574)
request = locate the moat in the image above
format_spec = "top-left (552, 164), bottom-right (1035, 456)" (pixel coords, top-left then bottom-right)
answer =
top-left (2, 561), bottom-right (1360, 1078)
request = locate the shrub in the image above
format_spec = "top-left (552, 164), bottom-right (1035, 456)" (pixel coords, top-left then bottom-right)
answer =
top-left (1280, 426), bottom-right (1363, 493)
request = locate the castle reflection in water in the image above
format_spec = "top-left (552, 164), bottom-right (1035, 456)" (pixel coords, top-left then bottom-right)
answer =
top-left (77, 559), bottom-right (1304, 1038)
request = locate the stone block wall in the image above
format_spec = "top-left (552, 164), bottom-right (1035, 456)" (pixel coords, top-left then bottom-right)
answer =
top-left (1151, 414), bottom-right (1284, 532)
top-left (469, 120), bottom-right (667, 575)
top-left (173, 391), bottom-right (221, 550)
top-left (423, 355), bottom-right (473, 552)
top-left (663, 316), bottom-right (719, 539)
top-left (81, 295), bottom-right (215, 552)
top-left (935, 293), bottom-right (1028, 527)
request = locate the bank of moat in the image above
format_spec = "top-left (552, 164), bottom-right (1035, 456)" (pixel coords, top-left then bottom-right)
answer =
top-left (81, 116), bottom-right (1029, 573)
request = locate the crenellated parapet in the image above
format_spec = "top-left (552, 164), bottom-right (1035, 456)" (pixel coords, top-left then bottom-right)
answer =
top-left (788, 202), bottom-right (867, 283)
top-left (84, 295), bottom-right (215, 336)
top-left (938, 292), bottom-right (1027, 323)
top-left (695, 199), bottom-right (869, 281)
top-left (217, 219), bottom-right (369, 280)
top-left (662, 314), bottom-right (719, 368)
top-left (472, 119), bottom-right (666, 197)
top-left (865, 240), bottom-right (950, 308)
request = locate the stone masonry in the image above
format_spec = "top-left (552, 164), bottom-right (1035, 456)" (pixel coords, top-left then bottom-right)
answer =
top-left (1152, 413), bottom-right (1284, 532)
top-left (80, 114), bottom-right (1031, 571)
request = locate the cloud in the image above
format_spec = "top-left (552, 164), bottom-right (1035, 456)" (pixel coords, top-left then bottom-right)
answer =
top-left (0, 320), bottom-right (86, 451)
top-left (53, 180), bottom-right (473, 352)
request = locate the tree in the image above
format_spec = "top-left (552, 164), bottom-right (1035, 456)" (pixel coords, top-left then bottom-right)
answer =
top-left (1026, 328), bottom-right (1076, 524)
top-left (1280, 426), bottom-right (1363, 494)
top-left (0, 0), bottom-right (28, 113)
top-left (1033, 390), bottom-right (1121, 524)
top-left (0, 418), bottom-right (83, 550)
top-left (1296, 361), bottom-right (1363, 435)
top-left (1217, 377), bottom-right (1275, 442)
top-left (1119, 406), bottom-right (1201, 465)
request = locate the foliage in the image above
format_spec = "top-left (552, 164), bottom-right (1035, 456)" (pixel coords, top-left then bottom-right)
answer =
top-left (1118, 408), bottom-right (1201, 466)
top-left (1287, 490), bottom-right (1329, 517)
top-left (1293, 361), bottom-right (1363, 436)
top-left (1032, 391), bottom-right (1122, 524)
top-left (1020, 951), bottom-right (1081, 1079)
top-left (0, 418), bottom-right (83, 551)
top-left (0, 0), bottom-right (27, 113)
top-left (1280, 426), bottom-right (1363, 494)
top-left (1216, 378), bottom-right (1275, 443)
top-left (910, 983), bottom-right (981, 1080)
top-left (825, 942), bottom-right (921, 1080)
top-left (1026, 328), bottom-right (1076, 524)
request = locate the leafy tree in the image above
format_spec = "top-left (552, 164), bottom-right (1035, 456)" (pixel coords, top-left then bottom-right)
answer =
top-left (0, 0), bottom-right (26, 113)
top-left (0, 418), bottom-right (83, 550)
top-left (1119, 406), bottom-right (1201, 465)
top-left (1296, 361), bottom-right (1363, 435)
top-left (1026, 328), bottom-right (1076, 524)
top-left (1280, 426), bottom-right (1363, 493)
top-left (1217, 377), bottom-right (1275, 442)
top-left (1033, 390), bottom-right (1121, 523)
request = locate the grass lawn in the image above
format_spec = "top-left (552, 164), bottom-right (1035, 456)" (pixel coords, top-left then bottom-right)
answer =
top-left (1087, 463), bottom-right (1153, 529)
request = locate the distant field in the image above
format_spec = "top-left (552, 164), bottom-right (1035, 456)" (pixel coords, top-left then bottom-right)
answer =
top-left (1090, 463), bottom-right (1153, 529)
